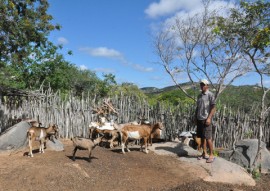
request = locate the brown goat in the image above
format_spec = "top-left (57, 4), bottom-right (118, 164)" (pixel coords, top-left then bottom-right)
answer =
top-left (148, 126), bottom-right (163, 146)
top-left (71, 136), bottom-right (103, 162)
top-left (117, 122), bottom-right (164, 154)
top-left (27, 124), bottom-right (59, 157)
top-left (191, 132), bottom-right (202, 152)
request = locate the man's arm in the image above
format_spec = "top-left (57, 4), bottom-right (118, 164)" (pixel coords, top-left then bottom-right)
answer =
top-left (206, 104), bottom-right (216, 126)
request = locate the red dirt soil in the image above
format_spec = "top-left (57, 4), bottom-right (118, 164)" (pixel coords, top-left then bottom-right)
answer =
top-left (0, 139), bottom-right (269, 191)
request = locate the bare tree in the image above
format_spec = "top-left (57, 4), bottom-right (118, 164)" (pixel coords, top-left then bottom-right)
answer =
top-left (152, 0), bottom-right (251, 101)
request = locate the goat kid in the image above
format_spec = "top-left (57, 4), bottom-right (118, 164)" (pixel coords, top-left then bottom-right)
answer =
top-left (71, 136), bottom-right (103, 162)
top-left (27, 124), bottom-right (59, 157)
top-left (191, 132), bottom-right (202, 152)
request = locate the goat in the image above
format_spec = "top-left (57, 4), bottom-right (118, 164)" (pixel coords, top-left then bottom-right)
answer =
top-left (191, 132), bottom-right (202, 152)
top-left (27, 123), bottom-right (59, 157)
top-left (88, 121), bottom-right (117, 148)
top-left (116, 122), bottom-right (164, 154)
top-left (136, 120), bottom-right (163, 147)
top-left (148, 126), bottom-right (163, 146)
top-left (89, 120), bottom-right (137, 148)
top-left (71, 136), bottom-right (103, 162)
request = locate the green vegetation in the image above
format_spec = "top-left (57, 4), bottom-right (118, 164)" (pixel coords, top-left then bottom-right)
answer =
top-left (142, 84), bottom-right (270, 114)
top-left (146, 88), bottom-right (197, 106)
top-left (218, 85), bottom-right (270, 114)
top-left (0, 0), bottom-right (269, 113)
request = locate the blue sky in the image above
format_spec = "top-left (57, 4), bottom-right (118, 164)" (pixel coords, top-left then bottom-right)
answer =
top-left (47, 0), bottom-right (267, 88)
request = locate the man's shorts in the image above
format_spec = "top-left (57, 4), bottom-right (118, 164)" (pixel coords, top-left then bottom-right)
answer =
top-left (196, 120), bottom-right (212, 139)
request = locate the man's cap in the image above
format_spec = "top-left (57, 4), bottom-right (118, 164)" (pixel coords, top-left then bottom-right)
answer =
top-left (200, 79), bottom-right (209, 85)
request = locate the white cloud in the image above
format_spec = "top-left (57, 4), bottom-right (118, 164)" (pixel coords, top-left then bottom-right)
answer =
top-left (79, 46), bottom-right (153, 73)
top-left (93, 68), bottom-right (115, 74)
top-left (145, 0), bottom-right (201, 18)
top-left (57, 37), bottom-right (69, 45)
top-left (146, 0), bottom-right (236, 22)
top-left (79, 47), bottom-right (123, 59)
top-left (132, 64), bottom-right (153, 72)
top-left (79, 65), bottom-right (88, 70)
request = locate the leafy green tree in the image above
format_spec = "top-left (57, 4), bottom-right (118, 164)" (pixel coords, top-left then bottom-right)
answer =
top-left (112, 82), bottom-right (147, 98)
top-left (0, 0), bottom-right (60, 88)
top-left (147, 89), bottom-right (196, 106)
top-left (0, 0), bottom-right (60, 62)
top-left (99, 73), bottom-right (117, 97)
top-left (215, 0), bottom-right (270, 171)
top-left (72, 69), bottom-right (101, 97)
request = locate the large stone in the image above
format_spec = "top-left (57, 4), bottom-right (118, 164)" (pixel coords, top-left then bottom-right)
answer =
top-left (219, 139), bottom-right (270, 173)
top-left (0, 121), bottom-right (30, 150)
top-left (149, 141), bottom-right (256, 186)
top-left (0, 121), bottom-right (64, 152)
top-left (46, 138), bottom-right (64, 151)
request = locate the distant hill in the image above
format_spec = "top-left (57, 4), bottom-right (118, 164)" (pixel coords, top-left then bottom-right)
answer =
top-left (141, 83), bottom-right (268, 113)
top-left (141, 82), bottom-right (194, 94)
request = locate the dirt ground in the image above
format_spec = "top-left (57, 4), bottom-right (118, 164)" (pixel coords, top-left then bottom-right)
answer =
top-left (0, 139), bottom-right (270, 191)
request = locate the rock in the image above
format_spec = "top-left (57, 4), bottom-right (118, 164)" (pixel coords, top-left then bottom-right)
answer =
top-left (46, 138), bottom-right (64, 151)
top-left (149, 141), bottom-right (256, 187)
top-left (0, 121), bottom-right (30, 150)
top-left (0, 121), bottom-right (64, 152)
top-left (219, 139), bottom-right (270, 173)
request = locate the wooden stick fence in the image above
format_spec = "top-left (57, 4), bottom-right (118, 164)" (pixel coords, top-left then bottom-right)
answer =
top-left (0, 90), bottom-right (269, 149)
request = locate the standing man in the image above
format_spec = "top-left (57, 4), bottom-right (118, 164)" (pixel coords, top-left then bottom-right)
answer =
top-left (195, 79), bottom-right (216, 163)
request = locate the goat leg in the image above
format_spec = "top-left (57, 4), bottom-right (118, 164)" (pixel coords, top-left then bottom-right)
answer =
top-left (72, 147), bottom-right (78, 161)
top-left (88, 149), bottom-right (92, 162)
top-left (144, 138), bottom-right (149, 154)
top-left (125, 141), bottom-right (130, 152)
top-left (28, 138), bottom-right (34, 157)
top-left (39, 140), bottom-right (45, 153)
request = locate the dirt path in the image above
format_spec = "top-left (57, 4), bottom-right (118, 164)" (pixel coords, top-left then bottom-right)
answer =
top-left (0, 139), bottom-right (269, 191)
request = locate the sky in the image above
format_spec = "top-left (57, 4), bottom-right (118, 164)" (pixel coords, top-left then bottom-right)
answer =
top-left (47, 0), bottom-right (267, 89)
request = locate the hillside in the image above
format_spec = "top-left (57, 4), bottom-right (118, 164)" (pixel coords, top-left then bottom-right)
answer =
top-left (141, 83), bottom-right (268, 113)
top-left (141, 82), bottom-right (194, 94)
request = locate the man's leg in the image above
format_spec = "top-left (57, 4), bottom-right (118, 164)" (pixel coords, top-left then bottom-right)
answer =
top-left (202, 138), bottom-right (208, 157)
top-left (197, 120), bottom-right (208, 158)
top-left (207, 138), bottom-right (213, 158)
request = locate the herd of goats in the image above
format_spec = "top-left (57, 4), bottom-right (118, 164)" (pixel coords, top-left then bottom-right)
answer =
top-left (25, 100), bottom-right (165, 161)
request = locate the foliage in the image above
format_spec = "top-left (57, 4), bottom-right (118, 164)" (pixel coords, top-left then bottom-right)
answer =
top-left (143, 84), bottom-right (269, 114)
top-left (0, 0), bottom-right (60, 64)
top-left (214, 0), bottom-right (270, 169)
top-left (244, 130), bottom-right (254, 139)
top-left (0, 0), bottom-right (115, 98)
top-left (213, 149), bottom-right (219, 157)
top-left (248, 165), bottom-right (261, 180)
top-left (146, 88), bottom-right (196, 107)
top-left (111, 82), bottom-right (147, 99)
top-left (71, 69), bottom-right (101, 97)
top-left (98, 73), bottom-right (117, 97)
top-left (214, 0), bottom-right (270, 73)
top-left (218, 85), bottom-right (270, 113)
top-left (0, 0), bottom-right (62, 89)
